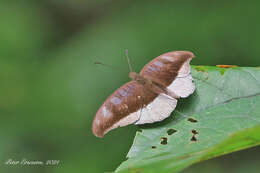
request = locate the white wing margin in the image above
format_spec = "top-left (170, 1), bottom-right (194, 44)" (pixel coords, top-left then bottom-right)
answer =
top-left (135, 93), bottom-right (177, 124)
top-left (167, 59), bottom-right (195, 98)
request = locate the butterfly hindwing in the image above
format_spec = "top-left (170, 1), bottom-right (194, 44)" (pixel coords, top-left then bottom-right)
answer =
top-left (135, 94), bottom-right (177, 124)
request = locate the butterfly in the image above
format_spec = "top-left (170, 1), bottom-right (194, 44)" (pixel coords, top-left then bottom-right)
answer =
top-left (92, 51), bottom-right (195, 138)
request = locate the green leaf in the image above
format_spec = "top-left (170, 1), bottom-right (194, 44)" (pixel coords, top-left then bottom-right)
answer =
top-left (115, 66), bottom-right (260, 173)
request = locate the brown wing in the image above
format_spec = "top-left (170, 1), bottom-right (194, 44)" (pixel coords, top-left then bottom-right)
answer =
top-left (92, 81), bottom-right (158, 138)
top-left (140, 51), bottom-right (195, 88)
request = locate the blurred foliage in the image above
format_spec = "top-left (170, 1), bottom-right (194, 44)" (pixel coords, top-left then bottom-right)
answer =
top-left (0, 0), bottom-right (259, 173)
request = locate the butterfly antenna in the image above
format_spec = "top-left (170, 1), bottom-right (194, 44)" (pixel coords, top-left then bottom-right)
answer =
top-left (94, 61), bottom-right (126, 73)
top-left (125, 49), bottom-right (133, 72)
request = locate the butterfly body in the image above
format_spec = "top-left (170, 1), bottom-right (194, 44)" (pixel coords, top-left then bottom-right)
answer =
top-left (129, 71), bottom-right (168, 97)
top-left (92, 51), bottom-right (195, 138)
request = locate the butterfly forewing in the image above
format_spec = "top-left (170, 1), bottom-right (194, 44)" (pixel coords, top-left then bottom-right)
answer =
top-left (92, 81), bottom-right (157, 137)
top-left (140, 51), bottom-right (195, 98)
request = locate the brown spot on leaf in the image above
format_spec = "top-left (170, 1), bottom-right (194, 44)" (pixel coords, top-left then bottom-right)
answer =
top-left (216, 65), bottom-right (238, 68)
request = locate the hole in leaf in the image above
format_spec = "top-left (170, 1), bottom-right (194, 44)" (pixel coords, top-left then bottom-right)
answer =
top-left (151, 146), bottom-right (156, 149)
top-left (160, 137), bottom-right (168, 145)
top-left (191, 129), bottom-right (199, 135)
top-left (187, 118), bottom-right (198, 123)
top-left (167, 129), bottom-right (177, 135)
top-left (190, 135), bottom-right (197, 142)
top-left (190, 129), bottom-right (199, 142)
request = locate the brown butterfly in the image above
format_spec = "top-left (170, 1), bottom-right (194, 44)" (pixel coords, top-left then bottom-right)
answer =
top-left (92, 51), bottom-right (195, 138)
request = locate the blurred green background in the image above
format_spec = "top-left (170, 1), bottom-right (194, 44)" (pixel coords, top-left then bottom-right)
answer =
top-left (0, 1), bottom-right (260, 173)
